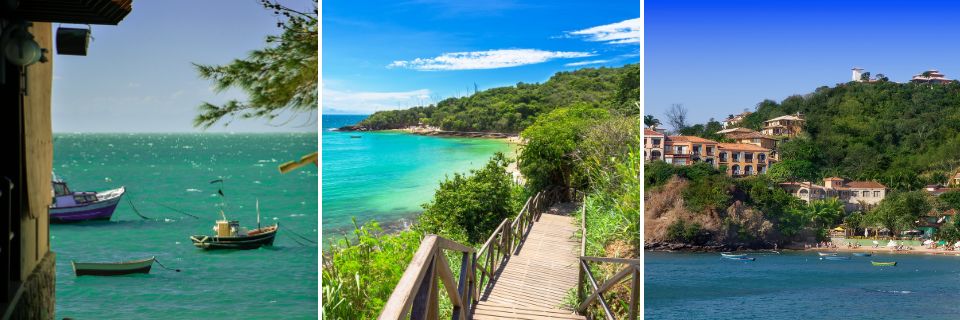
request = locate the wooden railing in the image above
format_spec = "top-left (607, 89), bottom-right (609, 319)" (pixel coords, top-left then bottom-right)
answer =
top-left (577, 194), bottom-right (641, 320)
top-left (379, 188), bottom-right (565, 320)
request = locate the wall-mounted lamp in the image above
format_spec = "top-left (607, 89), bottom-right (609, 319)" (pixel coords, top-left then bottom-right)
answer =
top-left (1, 22), bottom-right (44, 66)
top-left (56, 26), bottom-right (90, 56)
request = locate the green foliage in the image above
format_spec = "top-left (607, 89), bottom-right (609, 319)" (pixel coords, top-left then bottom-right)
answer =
top-left (677, 120), bottom-right (725, 141)
top-left (644, 115), bottom-right (661, 127)
top-left (417, 153), bottom-right (522, 245)
top-left (354, 64), bottom-right (639, 133)
top-left (322, 221), bottom-right (424, 319)
top-left (194, 1), bottom-right (318, 128)
top-left (937, 190), bottom-right (960, 210)
top-left (735, 175), bottom-right (802, 220)
top-left (844, 211), bottom-right (865, 234)
top-left (666, 219), bottom-right (707, 244)
top-left (866, 191), bottom-right (933, 235)
top-left (765, 159), bottom-right (818, 183)
top-left (682, 175), bottom-right (732, 212)
top-left (733, 82), bottom-right (960, 190)
top-left (518, 105), bottom-right (610, 191)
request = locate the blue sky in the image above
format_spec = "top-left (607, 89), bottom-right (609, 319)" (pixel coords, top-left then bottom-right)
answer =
top-left (647, 0), bottom-right (960, 129)
top-left (322, 0), bottom-right (640, 115)
top-left (53, 0), bottom-right (316, 132)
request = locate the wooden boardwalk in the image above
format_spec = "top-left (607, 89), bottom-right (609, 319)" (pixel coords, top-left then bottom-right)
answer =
top-left (473, 203), bottom-right (585, 320)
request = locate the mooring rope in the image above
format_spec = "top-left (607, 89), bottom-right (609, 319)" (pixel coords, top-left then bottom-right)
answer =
top-left (126, 198), bottom-right (152, 220)
top-left (287, 235), bottom-right (308, 247)
top-left (147, 200), bottom-right (201, 219)
top-left (284, 225), bottom-right (317, 244)
top-left (154, 258), bottom-right (181, 272)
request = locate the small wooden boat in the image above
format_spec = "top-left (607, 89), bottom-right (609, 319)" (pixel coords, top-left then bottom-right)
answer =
top-left (72, 256), bottom-right (154, 276)
top-left (817, 252), bottom-right (838, 256)
top-left (721, 252), bottom-right (747, 258)
top-left (191, 222), bottom-right (278, 250)
top-left (820, 256), bottom-right (850, 261)
top-left (49, 175), bottom-right (125, 223)
top-left (871, 261), bottom-right (897, 266)
top-left (853, 253), bottom-right (873, 257)
top-left (350, 135), bottom-right (362, 138)
top-left (724, 257), bottom-right (755, 261)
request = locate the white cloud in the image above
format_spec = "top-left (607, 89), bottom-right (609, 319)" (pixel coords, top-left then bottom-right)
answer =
top-left (567, 18), bottom-right (640, 45)
top-left (564, 60), bottom-right (610, 67)
top-left (388, 49), bottom-right (594, 71)
top-left (323, 86), bottom-right (432, 114)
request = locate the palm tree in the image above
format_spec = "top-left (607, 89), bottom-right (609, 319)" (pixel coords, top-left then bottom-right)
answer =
top-left (644, 115), bottom-right (661, 128)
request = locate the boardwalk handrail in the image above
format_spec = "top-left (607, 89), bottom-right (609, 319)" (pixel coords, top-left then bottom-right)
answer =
top-left (378, 235), bottom-right (476, 320)
top-left (577, 194), bottom-right (641, 320)
top-left (379, 188), bottom-right (566, 319)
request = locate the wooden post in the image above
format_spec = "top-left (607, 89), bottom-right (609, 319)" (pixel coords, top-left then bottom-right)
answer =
top-left (628, 266), bottom-right (640, 320)
top-left (454, 252), bottom-right (470, 320)
top-left (410, 254), bottom-right (436, 320)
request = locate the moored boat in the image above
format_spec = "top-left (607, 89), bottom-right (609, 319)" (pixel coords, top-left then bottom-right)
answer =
top-left (871, 261), bottom-right (897, 266)
top-left (190, 222), bottom-right (279, 250)
top-left (853, 253), bottom-right (873, 257)
top-left (820, 256), bottom-right (850, 260)
top-left (72, 256), bottom-right (154, 276)
top-left (817, 252), bottom-right (838, 256)
top-left (721, 252), bottom-right (747, 258)
top-left (723, 257), bottom-right (755, 261)
top-left (49, 175), bottom-right (125, 223)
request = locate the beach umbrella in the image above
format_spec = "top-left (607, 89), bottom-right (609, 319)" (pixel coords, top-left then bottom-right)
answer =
top-left (886, 240), bottom-right (897, 247)
top-left (872, 240), bottom-right (879, 245)
top-left (924, 239), bottom-right (934, 245)
top-left (954, 241), bottom-right (960, 248)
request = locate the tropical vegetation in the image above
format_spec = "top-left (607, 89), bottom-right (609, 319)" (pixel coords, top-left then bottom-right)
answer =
top-left (352, 64), bottom-right (640, 132)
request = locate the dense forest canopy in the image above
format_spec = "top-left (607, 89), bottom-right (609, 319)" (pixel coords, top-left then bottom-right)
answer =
top-left (351, 64), bottom-right (640, 133)
top-left (700, 81), bottom-right (960, 191)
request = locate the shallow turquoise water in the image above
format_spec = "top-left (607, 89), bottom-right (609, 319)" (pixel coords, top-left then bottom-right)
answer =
top-left (646, 251), bottom-right (960, 319)
top-left (52, 133), bottom-right (318, 319)
top-left (321, 115), bottom-right (513, 236)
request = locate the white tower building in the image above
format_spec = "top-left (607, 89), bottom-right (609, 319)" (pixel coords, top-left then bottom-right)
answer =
top-left (852, 67), bottom-right (864, 82)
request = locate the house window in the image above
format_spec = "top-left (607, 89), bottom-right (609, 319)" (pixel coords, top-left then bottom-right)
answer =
top-left (652, 138), bottom-right (661, 147)
top-left (719, 152), bottom-right (727, 162)
top-left (874, 190), bottom-right (880, 197)
top-left (745, 153), bottom-right (754, 162)
top-left (862, 190), bottom-right (869, 197)
top-left (732, 153), bottom-right (741, 162)
top-left (758, 153), bottom-right (766, 162)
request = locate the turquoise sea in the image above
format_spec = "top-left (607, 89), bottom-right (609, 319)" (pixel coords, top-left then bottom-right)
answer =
top-left (321, 115), bottom-right (514, 237)
top-left (646, 251), bottom-right (960, 319)
top-left (52, 133), bottom-right (318, 319)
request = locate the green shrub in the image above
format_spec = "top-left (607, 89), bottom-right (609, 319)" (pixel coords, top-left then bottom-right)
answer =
top-left (417, 152), bottom-right (524, 245)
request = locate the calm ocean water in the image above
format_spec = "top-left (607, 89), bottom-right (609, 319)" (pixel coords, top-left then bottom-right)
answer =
top-left (646, 251), bottom-right (960, 319)
top-left (52, 133), bottom-right (318, 319)
top-left (321, 114), bottom-right (513, 236)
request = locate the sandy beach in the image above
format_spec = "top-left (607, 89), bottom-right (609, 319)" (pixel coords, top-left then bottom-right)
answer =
top-left (806, 244), bottom-right (960, 257)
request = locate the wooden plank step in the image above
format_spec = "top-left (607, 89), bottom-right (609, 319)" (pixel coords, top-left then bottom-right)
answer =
top-left (473, 301), bottom-right (584, 320)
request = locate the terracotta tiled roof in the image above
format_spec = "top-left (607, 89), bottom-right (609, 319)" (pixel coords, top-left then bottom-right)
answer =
top-left (845, 181), bottom-right (886, 189)
top-left (766, 115), bottom-right (805, 122)
top-left (824, 177), bottom-right (844, 181)
top-left (716, 127), bottom-right (756, 134)
top-left (644, 128), bottom-right (664, 136)
top-left (717, 143), bottom-right (769, 152)
top-left (667, 136), bottom-right (718, 144)
top-left (725, 132), bottom-right (778, 140)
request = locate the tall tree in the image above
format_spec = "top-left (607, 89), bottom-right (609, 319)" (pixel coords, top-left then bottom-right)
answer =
top-left (193, 0), bottom-right (318, 128)
top-left (644, 115), bottom-right (661, 128)
top-left (665, 103), bottom-right (688, 132)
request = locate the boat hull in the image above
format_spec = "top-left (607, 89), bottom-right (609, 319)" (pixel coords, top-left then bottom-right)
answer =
top-left (871, 261), bottom-right (897, 266)
top-left (190, 224), bottom-right (278, 250)
top-left (853, 253), bottom-right (872, 257)
top-left (720, 252), bottom-right (747, 258)
top-left (73, 256), bottom-right (154, 276)
top-left (50, 187), bottom-right (124, 223)
top-left (821, 256), bottom-right (850, 260)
